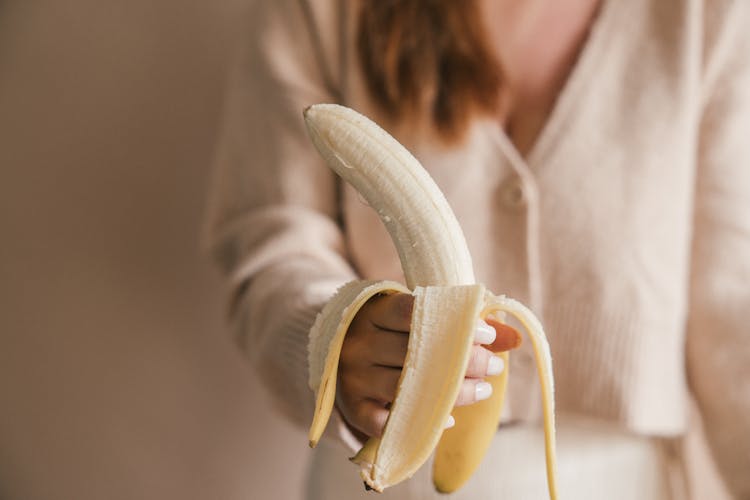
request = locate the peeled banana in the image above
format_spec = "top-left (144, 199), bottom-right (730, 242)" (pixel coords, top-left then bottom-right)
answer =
top-left (304, 103), bottom-right (557, 497)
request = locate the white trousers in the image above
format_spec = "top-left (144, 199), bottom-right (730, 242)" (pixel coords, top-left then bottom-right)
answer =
top-left (306, 416), bottom-right (682, 500)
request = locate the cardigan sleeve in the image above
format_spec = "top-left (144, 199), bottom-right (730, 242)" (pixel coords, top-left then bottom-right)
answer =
top-left (203, 0), bottom-right (359, 443)
top-left (686, 2), bottom-right (750, 497)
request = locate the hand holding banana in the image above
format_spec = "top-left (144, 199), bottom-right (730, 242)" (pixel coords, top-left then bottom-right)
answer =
top-left (337, 291), bottom-right (522, 440)
top-left (304, 104), bottom-right (558, 497)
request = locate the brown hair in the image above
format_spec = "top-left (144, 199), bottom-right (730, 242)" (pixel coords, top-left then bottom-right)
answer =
top-left (357, 0), bottom-right (503, 142)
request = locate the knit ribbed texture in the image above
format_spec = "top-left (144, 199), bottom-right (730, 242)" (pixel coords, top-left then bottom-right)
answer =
top-left (545, 301), bottom-right (688, 434)
top-left (205, 0), bottom-right (750, 496)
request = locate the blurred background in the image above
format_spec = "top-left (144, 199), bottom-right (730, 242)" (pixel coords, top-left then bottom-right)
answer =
top-left (0, 1), bottom-right (310, 499)
top-left (0, 1), bottom-right (733, 499)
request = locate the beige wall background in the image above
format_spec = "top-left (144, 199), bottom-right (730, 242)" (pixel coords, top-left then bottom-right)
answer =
top-left (0, 1), bottom-right (734, 500)
top-left (0, 1), bottom-right (309, 499)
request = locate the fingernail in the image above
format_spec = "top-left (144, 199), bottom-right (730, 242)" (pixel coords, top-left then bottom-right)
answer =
top-left (444, 415), bottom-right (455, 429)
top-left (475, 381), bottom-right (493, 401)
top-left (474, 319), bottom-right (496, 344)
top-left (487, 355), bottom-right (504, 376)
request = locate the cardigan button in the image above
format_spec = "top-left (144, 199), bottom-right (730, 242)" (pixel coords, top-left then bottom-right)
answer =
top-left (499, 176), bottom-right (527, 211)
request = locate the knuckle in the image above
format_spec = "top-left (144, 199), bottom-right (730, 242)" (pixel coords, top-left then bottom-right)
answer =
top-left (354, 400), bottom-right (370, 420)
top-left (337, 371), bottom-right (357, 398)
top-left (354, 402), bottom-right (387, 438)
top-left (369, 369), bottom-right (398, 403)
top-left (350, 403), bottom-right (371, 433)
top-left (340, 368), bottom-right (368, 398)
top-left (341, 329), bottom-right (377, 368)
top-left (375, 332), bottom-right (408, 366)
top-left (339, 339), bottom-right (360, 367)
top-left (392, 293), bottom-right (414, 323)
top-left (383, 372), bottom-right (400, 401)
top-left (348, 313), bottom-right (371, 340)
top-left (368, 409), bottom-right (388, 437)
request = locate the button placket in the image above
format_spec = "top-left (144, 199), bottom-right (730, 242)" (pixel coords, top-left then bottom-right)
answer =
top-left (491, 167), bottom-right (545, 423)
top-left (499, 175), bottom-right (528, 212)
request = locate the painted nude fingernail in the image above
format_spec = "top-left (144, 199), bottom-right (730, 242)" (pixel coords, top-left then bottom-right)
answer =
top-left (474, 319), bottom-right (496, 344)
top-left (475, 381), bottom-right (493, 401)
top-left (487, 355), bottom-right (504, 376)
top-left (444, 415), bottom-right (456, 429)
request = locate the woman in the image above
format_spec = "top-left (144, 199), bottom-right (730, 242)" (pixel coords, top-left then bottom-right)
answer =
top-left (204, 0), bottom-right (750, 498)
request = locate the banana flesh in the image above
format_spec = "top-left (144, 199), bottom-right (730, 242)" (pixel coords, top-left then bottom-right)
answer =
top-left (304, 103), bottom-right (557, 498)
top-left (303, 103), bottom-right (474, 289)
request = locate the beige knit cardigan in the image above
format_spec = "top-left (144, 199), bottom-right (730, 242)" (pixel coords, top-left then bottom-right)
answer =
top-left (204, 0), bottom-right (750, 495)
